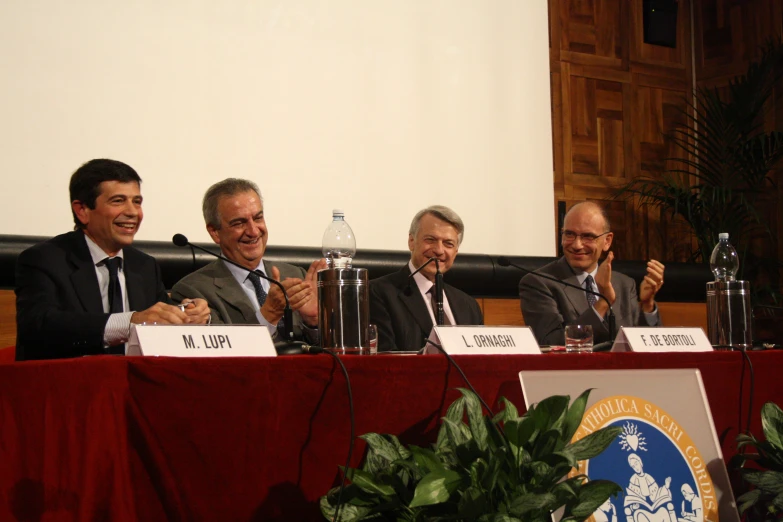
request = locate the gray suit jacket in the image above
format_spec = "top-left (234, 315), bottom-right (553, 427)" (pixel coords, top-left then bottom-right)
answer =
top-left (519, 256), bottom-right (659, 345)
top-left (171, 259), bottom-right (315, 342)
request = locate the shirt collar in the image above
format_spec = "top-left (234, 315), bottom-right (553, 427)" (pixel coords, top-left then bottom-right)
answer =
top-left (575, 265), bottom-right (599, 286)
top-left (83, 232), bottom-right (124, 266)
top-left (223, 257), bottom-right (266, 282)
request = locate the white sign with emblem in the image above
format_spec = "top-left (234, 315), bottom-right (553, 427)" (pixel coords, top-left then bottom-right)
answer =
top-left (127, 324), bottom-right (277, 357)
top-left (423, 326), bottom-right (541, 355)
top-left (610, 327), bottom-right (713, 353)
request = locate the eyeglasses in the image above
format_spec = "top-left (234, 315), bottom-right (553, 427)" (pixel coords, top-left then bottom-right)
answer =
top-left (561, 230), bottom-right (610, 245)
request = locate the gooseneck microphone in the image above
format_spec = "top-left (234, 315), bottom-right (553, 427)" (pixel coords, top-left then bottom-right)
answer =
top-left (402, 257), bottom-right (445, 325)
top-left (434, 259), bottom-right (445, 326)
top-left (402, 257), bottom-right (439, 296)
top-left (172, 234), bottom-right (303, 354)
top-left (497, 256), bottom-right (616, 343)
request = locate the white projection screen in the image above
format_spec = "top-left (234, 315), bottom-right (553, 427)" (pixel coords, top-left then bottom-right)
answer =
top-left (0, 0), bottom-right (555, 256)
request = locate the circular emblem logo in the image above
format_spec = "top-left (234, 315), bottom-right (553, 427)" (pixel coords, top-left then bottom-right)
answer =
top-left (570, 395), bottom-right (719, 522)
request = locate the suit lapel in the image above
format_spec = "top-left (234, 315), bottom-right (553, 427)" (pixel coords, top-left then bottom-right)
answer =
top-left (67, 232), bottom-right (104, 313)
top-left (555, 257), bottom-right (591, 317)
top-left (214, 260), bottom-right (260, 323)
top-left (395, 267), bottom-right (433, 336)
top-left (123, 250), bottom-right (147, 311)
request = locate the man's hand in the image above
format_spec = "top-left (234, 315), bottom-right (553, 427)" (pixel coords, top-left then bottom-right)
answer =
top-left (294, 259), bottom-right (327, 327)
top-left (181, 298), bottom-right (211, 324)
top-left (593, 251), bottom-right (616, 317)
top-left (131, 302), bottom-right (188, 325)
top-left (639, 259), bottom-right (665, 313)
top-left (259, 266), bottom-right (299, 325)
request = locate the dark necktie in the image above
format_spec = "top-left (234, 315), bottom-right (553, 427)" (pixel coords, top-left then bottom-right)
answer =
top-left (428, 287), bottom-right (452, 325)
top-left (247, 272), bottom-right (268, 308)
top-left (104, 257), bottom-right (125, 355)
top-left (584, 274), bottom-right (597, 308)
top-left (104, 257), bottom-right (124, 313)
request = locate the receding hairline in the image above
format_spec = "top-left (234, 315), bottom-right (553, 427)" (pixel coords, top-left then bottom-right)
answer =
top-left (408, 205), bottom-right (465, 245)
top-left (563, 201), bottom-right (611, 233)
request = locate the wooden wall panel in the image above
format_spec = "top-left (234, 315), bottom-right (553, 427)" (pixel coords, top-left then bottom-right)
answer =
top-left (550, 0), bottom-right (693, 263)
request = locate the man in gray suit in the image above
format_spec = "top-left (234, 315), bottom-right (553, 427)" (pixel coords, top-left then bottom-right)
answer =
top-left (519, 201), bottom-right (665, 345)
top-left (171, 179), bottom-right (324, 342)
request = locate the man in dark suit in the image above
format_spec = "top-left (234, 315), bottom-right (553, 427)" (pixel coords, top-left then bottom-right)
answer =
top-left (370, 205), bottom-right (483, 351)
top-left (171, 179), bottom-right (324, 343)
top-left (519, 201), bottom-right (665, 346)
top-left (15, 159), bottom-right (210, 360)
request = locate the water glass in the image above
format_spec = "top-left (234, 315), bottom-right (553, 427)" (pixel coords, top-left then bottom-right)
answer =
top-left (565, 324), bottom-right (593, 353)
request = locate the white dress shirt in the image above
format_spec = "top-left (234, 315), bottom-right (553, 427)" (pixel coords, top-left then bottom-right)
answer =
top-left (408, 261), bottom-right (457, 326)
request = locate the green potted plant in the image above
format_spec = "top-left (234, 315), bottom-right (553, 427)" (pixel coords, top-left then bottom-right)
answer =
top-left (320, 388), bottom-right (622, 521)
top-left (614, 39), bottom-right (783, 298)
top-left (732, 401), bottom-right (783, 521)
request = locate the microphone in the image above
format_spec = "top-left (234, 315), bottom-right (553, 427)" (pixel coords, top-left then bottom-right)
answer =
top-left (434, 259), bottom-right (445, 326)
top-left (172, 234), bottom-right (303, 354)
top-left (402, 257), bottom-right (439, 296)
top-left (497, 256), bottom-right (616, 343)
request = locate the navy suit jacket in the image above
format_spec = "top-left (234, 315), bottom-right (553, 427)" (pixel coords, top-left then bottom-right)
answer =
top-left (15, 231), bottom-right (170, 360)
top-left (369, 266), bottom-right (483, 352)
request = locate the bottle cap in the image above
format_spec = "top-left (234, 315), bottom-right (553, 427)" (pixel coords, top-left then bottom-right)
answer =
top-left (718, 232), bottom-right (729, 240)
top-left (332, 209), bottom-right (345, 217)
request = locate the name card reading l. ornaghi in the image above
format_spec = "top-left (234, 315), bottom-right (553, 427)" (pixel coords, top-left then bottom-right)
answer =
top-left (127, 324), bottom-right (277, 357)
top-left (424, 326), bottom-right (541, 355)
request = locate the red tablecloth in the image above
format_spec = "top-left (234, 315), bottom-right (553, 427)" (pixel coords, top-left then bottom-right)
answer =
top-left (0, 351), bottom-right (780, 521)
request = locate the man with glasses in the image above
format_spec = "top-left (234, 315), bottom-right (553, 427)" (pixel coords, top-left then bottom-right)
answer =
top-left (519, 201), bottom-right (665, 345)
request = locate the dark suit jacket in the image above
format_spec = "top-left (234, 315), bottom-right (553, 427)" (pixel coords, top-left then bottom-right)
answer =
top-left (170, 258), bottom-right (315, 343)
top-left (369, 266), bottom-right (483, 352)
top-left (15, 231), bottom-right (170, 360)
top-left (519, 256), bottom-right (660, 345)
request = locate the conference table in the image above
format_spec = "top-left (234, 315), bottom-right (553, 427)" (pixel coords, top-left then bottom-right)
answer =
top-left (0, 350), bottom-right (781, 521)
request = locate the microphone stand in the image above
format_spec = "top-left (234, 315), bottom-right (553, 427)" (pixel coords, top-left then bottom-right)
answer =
top-left (403, 257), bottom-right (438, 296)
top-left (498, 256), bottom-right (616, 343)
top-left (173, 234), bottom-right (303, 354)
top-left (434, 259), bottom-right (445, 326)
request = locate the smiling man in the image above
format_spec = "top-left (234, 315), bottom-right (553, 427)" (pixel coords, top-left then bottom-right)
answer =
top-left (369, 205), bottom-right (483, 351)
top-left (519, 201), bottom-right (665, 346)
top-left (171, 178), bottom-right (324, 343)
top-left (15, 159), bottom-right (210, 360)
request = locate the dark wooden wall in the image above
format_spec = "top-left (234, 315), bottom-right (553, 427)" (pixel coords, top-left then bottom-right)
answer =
top-left (548, 0), bottom-right (783, 266)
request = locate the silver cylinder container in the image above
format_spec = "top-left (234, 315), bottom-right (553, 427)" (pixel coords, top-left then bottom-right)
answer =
top-left (706, 280), bottom-right (753, 350)
top-left (317, 268), bottom-right (369, 354)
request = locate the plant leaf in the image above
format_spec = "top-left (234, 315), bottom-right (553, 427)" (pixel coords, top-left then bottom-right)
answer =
top-left (562, 389), bottom-right (592, 443)
top-left (409, 445), bottom-right (444, 475)
top-left (568, 479), bottom-right (622, 518)
top-left (762, 402), bottom-right (783, 452)
top-left (507, 491), bottom-right (558, 516)
top-left (565, 426), bottom-right (622, 461)
top-left (458, 388), bottom-right (490, 452)
top-left (409, 469), bottom-right (462, 508)
top-left (343, 466), bottom-right (396, 497)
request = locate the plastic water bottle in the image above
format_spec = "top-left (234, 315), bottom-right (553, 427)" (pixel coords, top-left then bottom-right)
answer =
top-left (322, 209), bottom-right (356, 269)
top-left (709, 233), bottom-right (739, 281)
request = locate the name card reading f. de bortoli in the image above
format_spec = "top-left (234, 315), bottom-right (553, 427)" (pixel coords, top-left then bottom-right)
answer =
top-left (127, 325), bottom-right (277, 357)
top-left (425, 326), bottom-right (541, 355)
top-left (610, 327), bottom-right (713, 353)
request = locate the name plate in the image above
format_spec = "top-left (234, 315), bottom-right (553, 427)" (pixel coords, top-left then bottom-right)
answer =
top-left (424, 326), bottom-right (541, 355)
top-left (127, 324), bottom-right (277, 357)
top-left (610, 327), bottom-right (713, 353)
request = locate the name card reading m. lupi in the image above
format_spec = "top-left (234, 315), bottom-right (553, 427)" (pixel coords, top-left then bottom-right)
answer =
top-left (127, 324), bottom-right (277, 357)
top-left (610, 327), bottom-right (713, 353)
top-left (424, 326), bottom-right (540, 355)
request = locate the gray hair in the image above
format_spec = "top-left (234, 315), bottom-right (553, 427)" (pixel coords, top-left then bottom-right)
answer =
top-left (409, 205), bottom-right (465, 245)
top-left (564, 201), bottom-right (611, 233)
top-left (202, 178), bottom-right (262, 229)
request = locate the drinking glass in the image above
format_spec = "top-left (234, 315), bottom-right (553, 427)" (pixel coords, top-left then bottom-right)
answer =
top-left (565, 324), bottom-right (593, 353)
